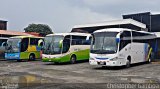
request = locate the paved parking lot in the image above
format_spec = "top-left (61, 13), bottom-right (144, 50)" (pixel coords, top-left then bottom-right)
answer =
top-left (0, 60), bottom-right (160, 89)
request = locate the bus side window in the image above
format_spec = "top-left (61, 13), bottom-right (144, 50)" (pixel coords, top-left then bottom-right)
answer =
top-left (30, 38), bottom-right (40, 45)
top-left (71, 36), bottom-right (87, 45)
top-left (62, 35), bottom-right (70, 53)
top-left (132, 31), bottom-right (151, 43)
top-left (119, 31), bottom-right (131, 51)
top-left (21, 38), bottom-right (29, 52)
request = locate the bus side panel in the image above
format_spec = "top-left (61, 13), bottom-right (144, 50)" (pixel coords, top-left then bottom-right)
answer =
top-left (58, 49), bottom-right (89, 63)
top-left (131, 43), bottom-right (147, 63)
top-left (72, 49), bottom-right (90, 61)
top-left (20, 45), bottom-right (41, 59)
top-left (69, 45), bottom-right (90, 60)
top-left (42, 54), bottom-right (70, 63)
top-left (118, 44), bottom-right (132, 66)
top-left (27, 45), bottom-right (37, 52)
top-left (58, 54), bottom-right (71, 63)
top-left (20, 51), bottom-right (41, 59)
top-left (20, 52), bottom-right (29, 59)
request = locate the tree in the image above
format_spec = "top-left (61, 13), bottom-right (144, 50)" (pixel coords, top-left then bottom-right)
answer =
top-left (24, 24), bottom-right (53, 36)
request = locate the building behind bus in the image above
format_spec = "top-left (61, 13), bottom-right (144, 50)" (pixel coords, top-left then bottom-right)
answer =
top-left (72, 12), bottom-right (160, 61)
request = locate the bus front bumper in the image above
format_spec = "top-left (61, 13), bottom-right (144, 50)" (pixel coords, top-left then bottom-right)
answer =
top-left (89, 60), bottom-right (124, 67)
top-left (42, 57), bottom-right (61, 63)
top-left (5, 53), bottom-right (20, 60)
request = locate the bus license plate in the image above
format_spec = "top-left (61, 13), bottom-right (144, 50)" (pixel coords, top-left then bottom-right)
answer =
top-left (99, 62), bottom-right (105, 65)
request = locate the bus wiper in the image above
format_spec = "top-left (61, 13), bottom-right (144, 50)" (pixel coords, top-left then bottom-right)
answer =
top-left (92, 50), bottom-right (102, 54)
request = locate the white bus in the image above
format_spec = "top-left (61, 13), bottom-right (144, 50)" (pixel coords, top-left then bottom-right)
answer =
top-left (89, 28), bottom-right (156, 67)
top-left (42, 33), bottom-right (91, 64)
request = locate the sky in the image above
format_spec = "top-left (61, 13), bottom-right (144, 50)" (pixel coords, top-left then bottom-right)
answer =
top-left (0, 0), bottom-right (160, 33)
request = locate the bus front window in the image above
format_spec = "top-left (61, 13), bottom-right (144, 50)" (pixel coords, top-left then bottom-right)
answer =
top-left (6, 38), bottom-right (21, 53)
top-left (91, 32), bottom-right (118, 54)
top-left (43, 35), bottom-right (64, 55)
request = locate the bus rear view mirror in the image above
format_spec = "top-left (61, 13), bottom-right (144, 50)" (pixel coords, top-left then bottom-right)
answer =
top-left (116, 38), bottom-right (120, 43)
top-left (86, 34), bottom-right (91, 41)
top-left (1, 42), bottom-right (6, 47)
top-left (38, 39), bottom-right (44, 47)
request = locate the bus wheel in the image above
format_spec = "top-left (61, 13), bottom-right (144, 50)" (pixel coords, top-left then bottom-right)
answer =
top-left (17, 60), bottom-right (22, 62)
top-left (70, 55), bottom-right (76, 64)
top-left (29, 54), bottom-right (35, 61)
top-left (126, 60), bottom-right (131, 68)
top-left (148, 58), bottom-right (151, 63)
top-left (148, 53), bottom-right (153, 63)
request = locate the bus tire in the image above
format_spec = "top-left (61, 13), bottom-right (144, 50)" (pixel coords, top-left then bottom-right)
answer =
top-left (126, 60), bottom-right (131, 68)
top-left (148, 52), bottom-right (153, 63)
top-left (126, 57), bottom-right (131, 68)
top-left (70, 55), bottom-right (76, 64)
top-left (29, 54), bottom-right (35, 61)
top-left (148, 58), bottom-right (151, 63)
top-left (17, 60), bottom-right (22, 62)
top-left (148, 54), bottom-right (152, 63)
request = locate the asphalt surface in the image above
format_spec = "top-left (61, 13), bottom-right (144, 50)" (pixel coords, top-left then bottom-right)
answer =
top-left (0, 60), bottom-right (160, 89)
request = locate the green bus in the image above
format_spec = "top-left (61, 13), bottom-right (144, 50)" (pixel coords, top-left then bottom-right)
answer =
top-left (5, 36), bottom-right (43, 61)
top-left (42, 33), bottom-right (91, 64)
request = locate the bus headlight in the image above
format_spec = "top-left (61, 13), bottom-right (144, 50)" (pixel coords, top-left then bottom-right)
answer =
top-left (110, 57), bottom-right (118, 61)
top-left (89, 58), bottom-right (94, 60)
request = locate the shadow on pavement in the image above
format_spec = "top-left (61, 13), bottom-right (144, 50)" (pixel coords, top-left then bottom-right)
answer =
top-left (93, 62), bottom-right (150, 70)
top-left (44, 60), bottom-right (89, 66)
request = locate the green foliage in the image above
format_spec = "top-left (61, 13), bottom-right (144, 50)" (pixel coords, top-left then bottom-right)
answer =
top-left (24, 24), bottom-right (53, 36)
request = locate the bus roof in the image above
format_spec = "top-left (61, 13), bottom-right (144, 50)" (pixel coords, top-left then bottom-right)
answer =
top-left (46, 32), bottom-right (90, 37)
top-left (94, 28), bottom-right (132, 33)
top-left (94, 28), bottom-right (155, 35)
top-left (10, 36), bottom-right (43, 39)
top-left (94, 28), bottom-right (156, 39)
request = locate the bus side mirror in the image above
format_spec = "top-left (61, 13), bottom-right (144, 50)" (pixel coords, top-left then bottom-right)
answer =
top-left (38, 39), bottom-right (44, 47)
top-left (86, 34), bottom-right (92, 45)
top-left (39, 42), bottom-right (44, 47)
top-left (86, 34), bottom-right (91, 41)
top-left (2, 42), bottom-right (6, 47)
top-left (59, 40), bottom-right (63, 48)
top-left (116, 38), bottom-right (120, 43)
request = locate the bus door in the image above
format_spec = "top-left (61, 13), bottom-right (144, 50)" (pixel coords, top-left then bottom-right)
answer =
top-left (62, 35), bottom-right (70, 54)
top-left (119, 31), bottom-right (132, 61)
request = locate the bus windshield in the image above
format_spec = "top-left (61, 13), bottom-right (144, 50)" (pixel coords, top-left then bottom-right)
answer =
top-left (43, 35), bottom-right (64, 55)
top-left (91, 32), bottom-right (118, 54)
top-left (6, 38), bottom-right (21, 53)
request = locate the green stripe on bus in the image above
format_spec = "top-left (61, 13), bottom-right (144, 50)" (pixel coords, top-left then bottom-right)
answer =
top-left (42, 49), bottom-right (89, 63)
top-left (20, 51), bottom-right (41, 60)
